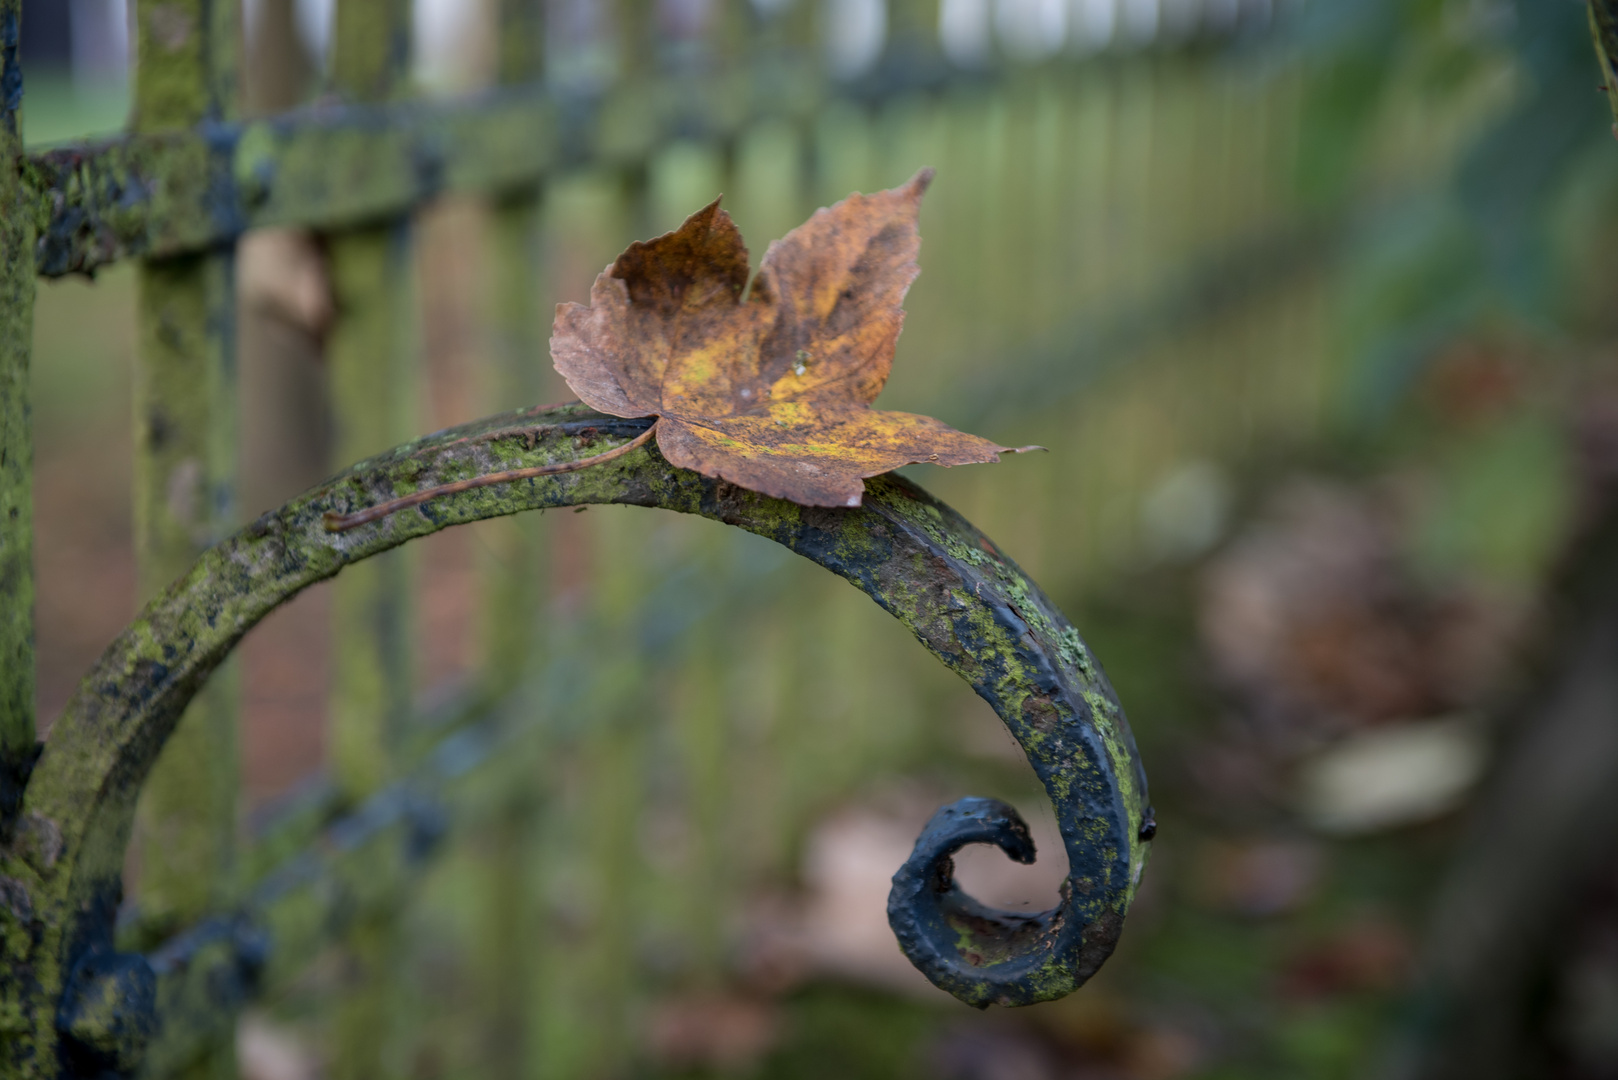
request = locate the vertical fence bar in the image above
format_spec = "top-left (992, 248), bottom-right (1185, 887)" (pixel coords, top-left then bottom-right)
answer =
top-left (0, 9), bottom-right (43, 1068)
top-left (581, 15), bottom-right (659, 1053)
top-left (0, 0), bottom-right (36, 834)
top-left (326, 1), bottom-right (413, 1075)
top-left (327, 0), bottom-right (413, 808)
top-left (127, 1), bottom-right (242, 1076)
top-left (129, 0), bottom-right (241, 950)
top-left (482, 0), bottom-right (548, 698)
top-left (475, 3), bottom-right (547, 1076)
top-left (525, 39), bottom-right (661, 1058)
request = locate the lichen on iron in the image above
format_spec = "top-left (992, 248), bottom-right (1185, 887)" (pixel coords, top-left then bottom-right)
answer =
top-left (1, 403), bottom-right (1149, 1073)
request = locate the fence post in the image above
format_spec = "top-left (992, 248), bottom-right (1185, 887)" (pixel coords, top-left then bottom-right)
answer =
top-left (326, 1), bottom-right (414, 1075)
top-left (127, 0), bottom-right (242, 1062)
top-left (0, 0), bottom-right (36, 837)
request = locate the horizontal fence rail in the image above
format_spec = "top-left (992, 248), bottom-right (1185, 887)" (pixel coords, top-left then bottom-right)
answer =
top-left (21, 20), bottom-right (1279, 279)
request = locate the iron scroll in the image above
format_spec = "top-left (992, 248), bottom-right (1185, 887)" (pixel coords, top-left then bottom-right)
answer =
top-left (0, 403), bottom-right (1151, 1073)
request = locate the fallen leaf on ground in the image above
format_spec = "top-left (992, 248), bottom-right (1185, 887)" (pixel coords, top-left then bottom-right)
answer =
top-left (551, 168), bottom-right (1031, 508)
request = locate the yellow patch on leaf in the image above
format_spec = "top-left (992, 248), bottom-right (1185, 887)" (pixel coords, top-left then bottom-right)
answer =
top-left (550, 169), bottom-right (1029, 508)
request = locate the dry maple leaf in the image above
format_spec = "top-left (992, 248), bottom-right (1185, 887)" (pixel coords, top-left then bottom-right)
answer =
top-left (322, 170), bottom-right (1031, 534)
top-left (550, 168), bottom-right (1031, 508)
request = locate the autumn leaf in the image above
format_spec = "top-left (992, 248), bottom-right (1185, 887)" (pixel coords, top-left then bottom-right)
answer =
top-left (321, 170), bottom-right (1029, 534)
top-left (550, 168), bottom-right (1031, 509)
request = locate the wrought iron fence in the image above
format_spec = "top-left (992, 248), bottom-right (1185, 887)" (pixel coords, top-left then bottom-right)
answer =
top-left (0, 0), bottom-right (1489, 1075)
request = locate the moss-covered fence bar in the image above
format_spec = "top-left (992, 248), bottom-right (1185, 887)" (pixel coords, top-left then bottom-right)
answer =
top-left (126, 26), bottom-right (245, 1063)
top-left (0, 0), bottom-right (37, 825)
top-left (324, 1), bottom-right (417, 1073)
top-left (0, 405), bottom-right (1151, 1075)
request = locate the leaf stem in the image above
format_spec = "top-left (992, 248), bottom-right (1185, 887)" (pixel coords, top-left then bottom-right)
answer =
top-left (323, 425), bottom-right (656, 533)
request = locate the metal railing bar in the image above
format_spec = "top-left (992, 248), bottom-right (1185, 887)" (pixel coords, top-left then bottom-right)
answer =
top-left (126, 0), bottom-right (244, 960)
top-left (0, 0), bottom-right (39, 836)
top-left (121, 7), bottom-right (243, 1080)
top-left (479, 4), bottom-right (547, 1068)
top-left (323, 1), bottom-right (416, 1074)
top-left (19, 49), bottom-right (1160, 280)
top-left (26, 85), bottom-right (559, 278)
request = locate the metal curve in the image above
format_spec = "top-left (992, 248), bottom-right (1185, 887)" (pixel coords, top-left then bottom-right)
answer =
top-left (2, 403), bottom-right (1150, 1072)
top-left (889, 798), bottom-right (1110, 1008)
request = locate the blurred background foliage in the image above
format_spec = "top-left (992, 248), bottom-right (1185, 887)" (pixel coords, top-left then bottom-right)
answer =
top-left (22, 0), bottom-right (1618, 1077)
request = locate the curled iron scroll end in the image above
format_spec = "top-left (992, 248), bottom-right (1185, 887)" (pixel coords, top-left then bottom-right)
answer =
top-left (886, 797), bottom-right (1138, 1009)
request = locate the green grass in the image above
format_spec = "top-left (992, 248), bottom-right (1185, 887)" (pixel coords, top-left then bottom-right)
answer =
top-left (20, 67), bottom-right (130, 148)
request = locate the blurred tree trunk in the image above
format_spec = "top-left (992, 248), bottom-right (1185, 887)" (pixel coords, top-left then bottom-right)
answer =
top-left (1391, 475), bottom-right (1618, 1080)
top-left (1385, 18), bottom-right (1618, 1077)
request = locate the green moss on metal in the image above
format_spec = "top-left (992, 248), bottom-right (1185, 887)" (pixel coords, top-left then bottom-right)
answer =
top-left (325, 179), bottom-right (414, 806)
top-left (324, 11), bottom-right (415, 1074)
top-left (871, 479), bottom-right (1150, 918)
top-left (0, 0), bottom-right (37, 787)
top-left (480, 191), bottom-right (546, 692)
top-left (7, 43), bottom-right (812, 277)
top-left (131, 0), bottom-right (238, 132)
top-left (0, 405), bottom-right (1148, 1071)
top-left (128, 181), bottom-right (241, 975)
top-left (122, 24), bottom-right (244, 1080)
top-left (0, 7), bottom-right (40, 1062)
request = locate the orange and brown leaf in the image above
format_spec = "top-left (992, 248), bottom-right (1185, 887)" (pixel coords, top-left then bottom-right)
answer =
top-left (550, 168), bottom-right (1027, 508)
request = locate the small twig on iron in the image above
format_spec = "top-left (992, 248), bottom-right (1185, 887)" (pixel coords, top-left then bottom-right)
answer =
top-left (324, 426), bottom-right (656, 533)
